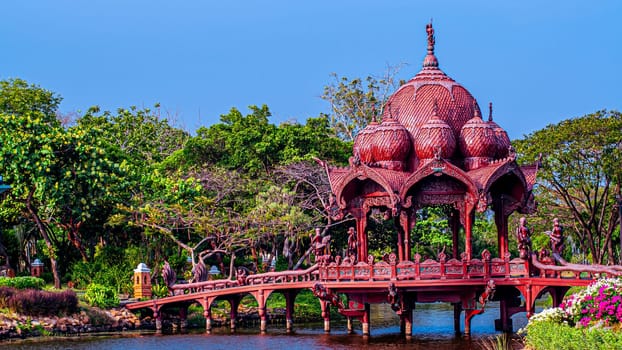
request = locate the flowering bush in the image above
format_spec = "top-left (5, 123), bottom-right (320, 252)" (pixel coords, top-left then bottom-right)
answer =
top-left (522, 278), bottom-right (622, 349)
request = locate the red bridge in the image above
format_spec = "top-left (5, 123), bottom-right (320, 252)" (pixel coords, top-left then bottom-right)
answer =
top-left (125, 251), bottom-right (607, 336)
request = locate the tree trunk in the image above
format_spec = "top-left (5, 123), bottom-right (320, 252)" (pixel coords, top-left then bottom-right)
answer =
top-left (26, 192), bottom-right (61, 289)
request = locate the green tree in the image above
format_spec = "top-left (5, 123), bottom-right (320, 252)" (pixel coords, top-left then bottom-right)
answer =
top-left (514, 110), bottom-right (622, 264)
top-left (321, 66), bottom-right (404, 141)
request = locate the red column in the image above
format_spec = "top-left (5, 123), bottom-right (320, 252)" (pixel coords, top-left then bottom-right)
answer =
top-left (356, 215), bottom-right (368, 262)
top-left (465, 209), bottom-right (474, 261)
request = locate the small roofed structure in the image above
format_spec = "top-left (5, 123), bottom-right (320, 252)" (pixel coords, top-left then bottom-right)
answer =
top-left (321, 23), bottom-right (537, 262)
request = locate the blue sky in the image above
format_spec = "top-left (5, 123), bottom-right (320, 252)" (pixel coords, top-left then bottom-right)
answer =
top-left (1, 1), bottom-right (620, 140)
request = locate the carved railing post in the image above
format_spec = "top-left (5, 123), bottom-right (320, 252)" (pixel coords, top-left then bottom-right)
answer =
top-left (504, 252), bottom-right (511, 278)
top-left (390, 253), bottom-right (397, 280)
top-left (461, 252), bottom-right (468, 278)
top-left (439, 252), bottom-right (447, 280)
top-left (368, 255), bottom-right (375, 281)
top-left (482, 250), bottom-right (491, 279)
top-left (414, 253), bottom-right (421, 280)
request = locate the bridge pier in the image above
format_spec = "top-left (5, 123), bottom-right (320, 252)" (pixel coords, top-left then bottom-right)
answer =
top-left (320, 300), bottom-right (331, 332)
top-left (347, 317), bottom-right (354, 334)
top-left (361, 303), bottom-right (370, 336)
top-left (179, 306), bottom-right (188, 330)
top-left (399, 307), bottom-right (413, 338)
top-left (229, 296), bottom-right (240, 333)
top-left (285, 291), bottom-right (296, 333)
top-left (453, 302), bottom-right (462, 334)
top-left (154, 310), bottom-right (162, 332)
top-left (204, 308), bottom-right (212, 333)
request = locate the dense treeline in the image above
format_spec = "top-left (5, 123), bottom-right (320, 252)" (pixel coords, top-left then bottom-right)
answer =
top-left (0, 77), bottom-right (619, 293)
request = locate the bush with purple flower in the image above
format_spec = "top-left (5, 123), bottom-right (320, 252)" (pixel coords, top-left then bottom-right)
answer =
top-left (522, 278), bottom-right (622, 350)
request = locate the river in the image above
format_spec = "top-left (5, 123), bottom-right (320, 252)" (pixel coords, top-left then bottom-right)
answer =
top-left (2, 302), bottom-right (530, 349)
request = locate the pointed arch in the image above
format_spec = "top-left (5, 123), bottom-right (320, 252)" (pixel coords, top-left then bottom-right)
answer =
top-left (399, 158), bottom-right (478, 206)
top-left (333, 165), bottom-right (399, 210)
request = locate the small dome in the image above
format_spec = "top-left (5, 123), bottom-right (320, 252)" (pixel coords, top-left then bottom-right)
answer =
top-left (370, 115), bottom-right (411, 170)
top-left (415, 101), bottom-right (456, 160)
top-left (353, 120), bottom-right (379, 164)
top-left (487, 102), bottom-right (511, 158)
top-left (459, 102), bottom-right (497, 169)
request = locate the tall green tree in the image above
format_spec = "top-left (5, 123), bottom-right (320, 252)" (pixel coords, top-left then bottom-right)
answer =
top-left (514, 110), bottom-right (622, 264)
top-left (321, 66), bottom-right (404, 141)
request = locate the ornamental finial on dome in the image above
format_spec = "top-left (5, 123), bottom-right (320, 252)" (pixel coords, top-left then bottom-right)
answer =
top-left (423, 22), bottom-right (439, 68)
top-left (488, 102), bottom-right (493, 122)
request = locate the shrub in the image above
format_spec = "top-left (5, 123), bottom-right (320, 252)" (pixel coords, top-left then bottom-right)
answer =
top-left (84, 283), bottom-right (119, 309)
top-left (5, 289), bottom-right (78, 316)
top-left (524, 320), bottom-right (622, 350)
top-left (0, 286), bottom-right (15, 308)
top-left (522, 278), bottom-right (622, 349)
top-left (0, 276), bottom-right (45, 290)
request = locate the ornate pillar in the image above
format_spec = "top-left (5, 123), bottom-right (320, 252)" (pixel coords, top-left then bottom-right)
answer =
top-left (465, 209), bottom-right (474, 261)
top-left (494, 198), bottom-right (510, 258)
top-left (355, 214), bottom-right (368, 262)
top-left (394, 215), bottom-right (404, 261)
top-left (449, 208), bottom-right (461, 259)
top-left (399, 209), bottom-right (414, 261)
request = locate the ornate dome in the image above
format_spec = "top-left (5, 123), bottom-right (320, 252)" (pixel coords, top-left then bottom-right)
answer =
top-left (353, 119), bottom-right (379, 164)
top-left (370, 115), bottom-right (411, 171)
top-left (415, 101), bottom-right (456, 160)
top-left (486, 102), bottom-right (511, 159)
top-left (384, 22), bottom-right (478, 163)
top-left (459, 102), bottom-right (497, 170)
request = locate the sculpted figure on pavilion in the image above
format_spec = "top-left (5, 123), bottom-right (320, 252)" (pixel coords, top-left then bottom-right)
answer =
top-left (549, 218), bottom-right (564, 255)
top-left (516, 217), bottom-right (532, 259)
top-left (320, 22), bottom-right (538, 263)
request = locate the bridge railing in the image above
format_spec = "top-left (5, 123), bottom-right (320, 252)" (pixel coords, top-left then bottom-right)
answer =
top-left (168, 264), bottom-right (320, 295)
top-left (531, 254), bottom-right (621, 279)
top-left (245, 264), bottom-right (320, 285)
top-left (319, 250), bottom-right (529, 282)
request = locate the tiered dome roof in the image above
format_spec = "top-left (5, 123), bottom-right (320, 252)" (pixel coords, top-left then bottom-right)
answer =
top-left (414, 100), bottom-right (456, 160)
top-left (370, 115), bottom-right (411, 171)
top-left (459, 102), bottom-right (498, 169)
top-left (353, 119), bottom-right (379, 164)
top-left (384, 23), bottom-right (478, 153)
top-left (487, 102), bottom-right (511, 159)
top-left (353, 22), bottom-right (512, 172)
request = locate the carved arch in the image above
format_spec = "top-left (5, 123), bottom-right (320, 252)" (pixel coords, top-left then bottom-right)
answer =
top-left (399, 158), bottom-right (478, 208)
top-left (483, 161), bottom-right (528, 201)
top-left (333, 165), bottom-right (399, 210)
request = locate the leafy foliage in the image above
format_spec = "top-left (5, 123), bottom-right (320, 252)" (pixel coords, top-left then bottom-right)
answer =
top-left (84, 283), bottom-right (119, 309)
top-left (0, 276), bottom-right (45, 290)
top-left (514, 110), bottom-right (622, 264)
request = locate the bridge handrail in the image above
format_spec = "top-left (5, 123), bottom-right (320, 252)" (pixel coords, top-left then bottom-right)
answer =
top-left (319, 251), bottom-right (529, 282)
top-left (168, 265), bottom-right (320, 295)
top-left (245, 264), bottom-right (320, 285)
top-left (531, 254), bottom-right (621, 279)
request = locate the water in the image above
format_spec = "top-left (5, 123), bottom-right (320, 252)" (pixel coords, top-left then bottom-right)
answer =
top-left (1, 302), bottom-right (529, 349)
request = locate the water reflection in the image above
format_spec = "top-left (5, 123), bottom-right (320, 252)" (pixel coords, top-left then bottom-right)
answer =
top-left (2, 302), bottom-right (530, 350)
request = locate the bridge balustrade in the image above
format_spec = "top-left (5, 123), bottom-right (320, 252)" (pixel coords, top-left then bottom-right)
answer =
top-left (319, 251), bottom-right (530, 282)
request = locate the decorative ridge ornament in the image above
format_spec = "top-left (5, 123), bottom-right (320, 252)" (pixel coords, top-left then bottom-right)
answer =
top-left (423, 22), bottom-right (439, 68)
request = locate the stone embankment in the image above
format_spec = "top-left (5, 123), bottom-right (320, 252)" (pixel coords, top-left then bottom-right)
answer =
top-left (0, 308), bottom-right (149, 340)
